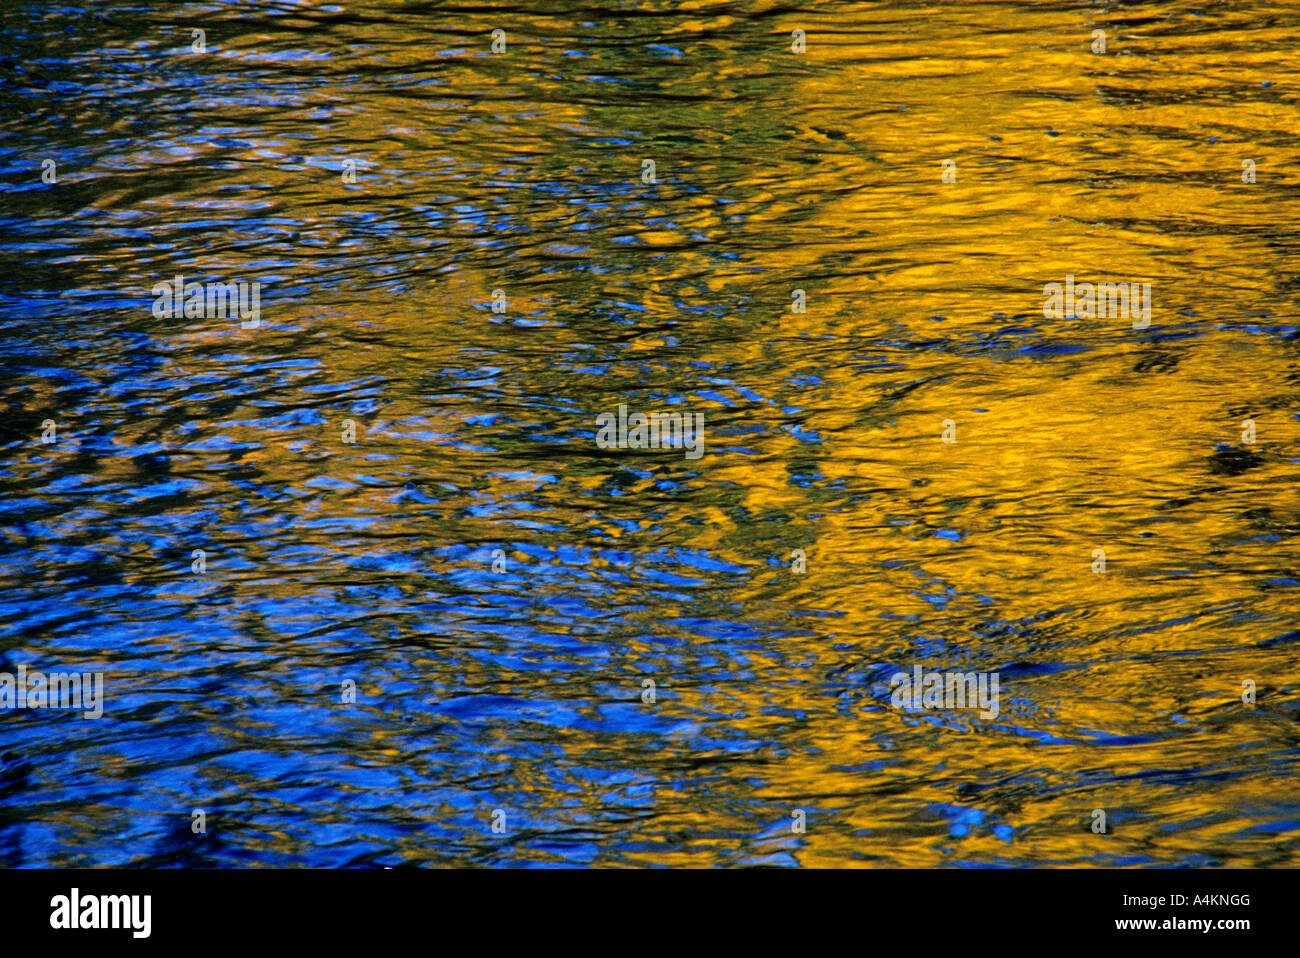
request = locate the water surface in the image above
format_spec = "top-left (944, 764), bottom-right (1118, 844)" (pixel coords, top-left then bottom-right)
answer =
top-left (1, 0), bottom-right (1299, 867)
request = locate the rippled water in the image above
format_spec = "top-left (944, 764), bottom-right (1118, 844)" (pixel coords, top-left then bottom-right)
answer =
top-left (1, 0), bottom-right (1298, 867)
